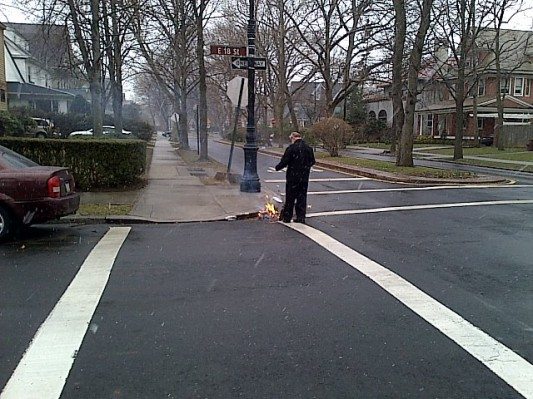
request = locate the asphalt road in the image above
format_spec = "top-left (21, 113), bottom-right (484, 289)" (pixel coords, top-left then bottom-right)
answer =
top-left (1, 136), bottom-right (532, 398)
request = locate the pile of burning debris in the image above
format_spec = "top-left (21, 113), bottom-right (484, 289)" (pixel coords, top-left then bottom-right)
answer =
top-left (258, 195), bottom-right (283, 222)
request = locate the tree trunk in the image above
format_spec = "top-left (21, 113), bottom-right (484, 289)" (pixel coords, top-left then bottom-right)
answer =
top-left (494, 29), bottom-right (505, 151)
top-left (397, 89), bottom-right (416, 166)
top-left (472, 92), bottom-right (479, 147)
top-left (196, 0), bottom-right (208, 160)
top-left (453, 63), bottom-right (465, 160)
top-left (179, 86), bottom-right (189, 149)
top-left (396, 0), bottom-right (433, 166)
top-left (111, 0), bottom-right (123, 136)
top-left (391, 0), bottom-right (406, 154)
top-left (90, 0), bottom-right (103, 136)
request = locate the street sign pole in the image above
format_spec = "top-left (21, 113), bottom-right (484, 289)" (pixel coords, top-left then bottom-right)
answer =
top-left (240, 0), bottom-right (261, 193)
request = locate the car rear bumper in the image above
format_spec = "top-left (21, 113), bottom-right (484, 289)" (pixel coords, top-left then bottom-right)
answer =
top-left (14, 194), bottom-right (81, 225)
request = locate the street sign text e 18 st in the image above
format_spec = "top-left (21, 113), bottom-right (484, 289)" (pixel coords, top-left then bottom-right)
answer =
top-left (210, 45), bottom-right (247, 56)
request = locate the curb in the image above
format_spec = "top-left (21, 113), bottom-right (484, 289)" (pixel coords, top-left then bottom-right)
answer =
top-left (62, 211), bottom-right (262, 225)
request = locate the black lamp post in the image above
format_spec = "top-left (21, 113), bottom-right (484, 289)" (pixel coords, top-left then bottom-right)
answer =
top-left (240, 0), bottom-right (261, 193)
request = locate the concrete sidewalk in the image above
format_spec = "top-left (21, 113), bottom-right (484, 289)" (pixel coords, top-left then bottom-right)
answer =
top-left (128, 136), bottom-right (269, 222)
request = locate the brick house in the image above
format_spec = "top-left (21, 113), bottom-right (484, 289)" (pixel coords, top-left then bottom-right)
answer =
top-left (416, 29), bottom-right (533, 140)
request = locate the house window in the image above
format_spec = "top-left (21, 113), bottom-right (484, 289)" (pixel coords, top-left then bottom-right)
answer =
top-left (477, 118), bottom-right (484, 130)
top-left (0, 89), bottom-right (5, 102)
top-left (427, 114), bottom-right (433, 130)
top-left (478, 79), bottom-right (485, 96)
top-left (514, 77), bottom-right (524, 96)
top-left (28, 66), bottom-right (33, 83)
top-left (500, 78), bottom-right (509, 94)
top-left (524, 79), bottom-right (531, 97)
top-left (369, 111), bottom-right (376, 119)
top-left (378, 110), bottom-right (387, 122)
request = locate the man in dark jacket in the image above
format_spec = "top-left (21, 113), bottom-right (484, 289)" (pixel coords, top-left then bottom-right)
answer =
top-left (275, 132), bottom-right (315, 223)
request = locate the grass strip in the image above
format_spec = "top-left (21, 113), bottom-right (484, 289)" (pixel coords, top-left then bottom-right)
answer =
top-left (455, 159), bottom-right (533, 173)
top-left (78, 204), bottom-right (133, 216)
top-left (321, 156), bottom-right (476, 179)
top-left (415, 146), bottom-right (525, 157)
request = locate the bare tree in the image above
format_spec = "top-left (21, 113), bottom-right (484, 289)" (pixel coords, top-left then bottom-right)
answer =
top-left (286, 0), bottom-right (391, 117)
top-left (192, 0), bottom-right (212, 160)
top-left (432, 0), bottom-right (492, 159)
top-left (102, 0), bottom-right (136, 136)
top-left (58, 0), bottom-right (105, 136)
top-left (257, 0), bottom-right (309, 142)
top-left (132, 0), bottom-right (197, 149)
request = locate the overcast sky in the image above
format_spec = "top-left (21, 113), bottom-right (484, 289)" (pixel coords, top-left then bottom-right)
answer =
top-left (1, 0), bottom-right (532, 28)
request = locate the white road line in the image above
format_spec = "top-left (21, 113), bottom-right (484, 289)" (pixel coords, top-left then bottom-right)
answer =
top-left (264, 177), bottom-right (370, 183)
top-left (1, 227), bottom-right (131, 399)
top-left (307, 199), bottom-right (533, 218)
top-left (285, 223), bottom-right (533, 398)
top-left (306, 184), bottom-right (533, 195)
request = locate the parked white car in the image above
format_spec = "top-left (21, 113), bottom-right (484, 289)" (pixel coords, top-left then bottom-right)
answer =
top-left (68, 126), bottom-right (132, 138)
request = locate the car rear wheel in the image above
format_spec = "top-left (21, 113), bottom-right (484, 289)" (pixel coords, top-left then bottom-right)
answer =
top-left (0, 205), bottom-right (14, 241)
top-left (35, 132), bottom-right (46, 139)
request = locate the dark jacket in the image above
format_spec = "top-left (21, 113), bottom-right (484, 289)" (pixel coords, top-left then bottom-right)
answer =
top-left (275, 139), bottom-right (315, 183)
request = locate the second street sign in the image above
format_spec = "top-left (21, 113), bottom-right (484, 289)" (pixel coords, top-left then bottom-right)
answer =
top-left (231, 57), bottom-right (267, 70)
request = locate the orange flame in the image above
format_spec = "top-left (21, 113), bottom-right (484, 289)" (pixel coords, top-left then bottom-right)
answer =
top-left (259, 196), bottom-right (280, 221)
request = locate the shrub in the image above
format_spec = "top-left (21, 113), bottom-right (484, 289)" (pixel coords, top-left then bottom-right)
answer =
top-left (310, 117), bottom-right (354, 156)
top-left (0, 137), bottom-right (146, 191)
top-left (0, 111), bottom-right (26, 136)
top-left (299, 128), bottom-right (319, 148)
top-left (123, 119), bottom-right (154, 141)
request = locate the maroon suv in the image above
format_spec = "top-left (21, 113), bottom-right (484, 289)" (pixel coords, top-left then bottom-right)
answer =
top-left (0, 145), bottom-right (80, 240)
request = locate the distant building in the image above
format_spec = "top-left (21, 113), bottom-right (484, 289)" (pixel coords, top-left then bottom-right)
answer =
top-left (0, 22), bottom-right (7, 111)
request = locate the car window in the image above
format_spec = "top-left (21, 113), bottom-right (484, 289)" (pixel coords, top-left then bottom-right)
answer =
top-left (0, 146), bottom-right (39, 168)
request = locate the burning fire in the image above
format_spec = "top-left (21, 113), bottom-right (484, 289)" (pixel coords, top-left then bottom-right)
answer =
top-left (258, 196), bottom-right (281, 222)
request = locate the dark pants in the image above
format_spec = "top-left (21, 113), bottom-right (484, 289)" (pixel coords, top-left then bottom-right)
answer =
top-left (282, 178), bottom-right (309, 222)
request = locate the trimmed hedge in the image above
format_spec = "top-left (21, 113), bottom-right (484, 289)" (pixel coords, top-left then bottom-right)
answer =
top-left (0, 137), bottom-right (146, 191)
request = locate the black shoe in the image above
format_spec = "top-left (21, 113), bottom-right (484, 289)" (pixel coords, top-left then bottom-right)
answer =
top-left (294, 219), bottom-right (305, 224)
top-left (281, 219), bottom-right (291, 223)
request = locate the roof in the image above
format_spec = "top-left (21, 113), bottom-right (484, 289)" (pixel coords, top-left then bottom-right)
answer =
top-left (476, 29), bottom-right (533, 73)
top-left (0, 22), bottom-right (6, 30)
top-left (7, 82), bottom-right (76, 98)
top-left (3, 23), bottom-right (72, 71)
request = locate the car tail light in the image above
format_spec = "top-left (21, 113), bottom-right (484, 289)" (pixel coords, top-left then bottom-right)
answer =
top-left (47, 176), bottom-right (61, 198)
